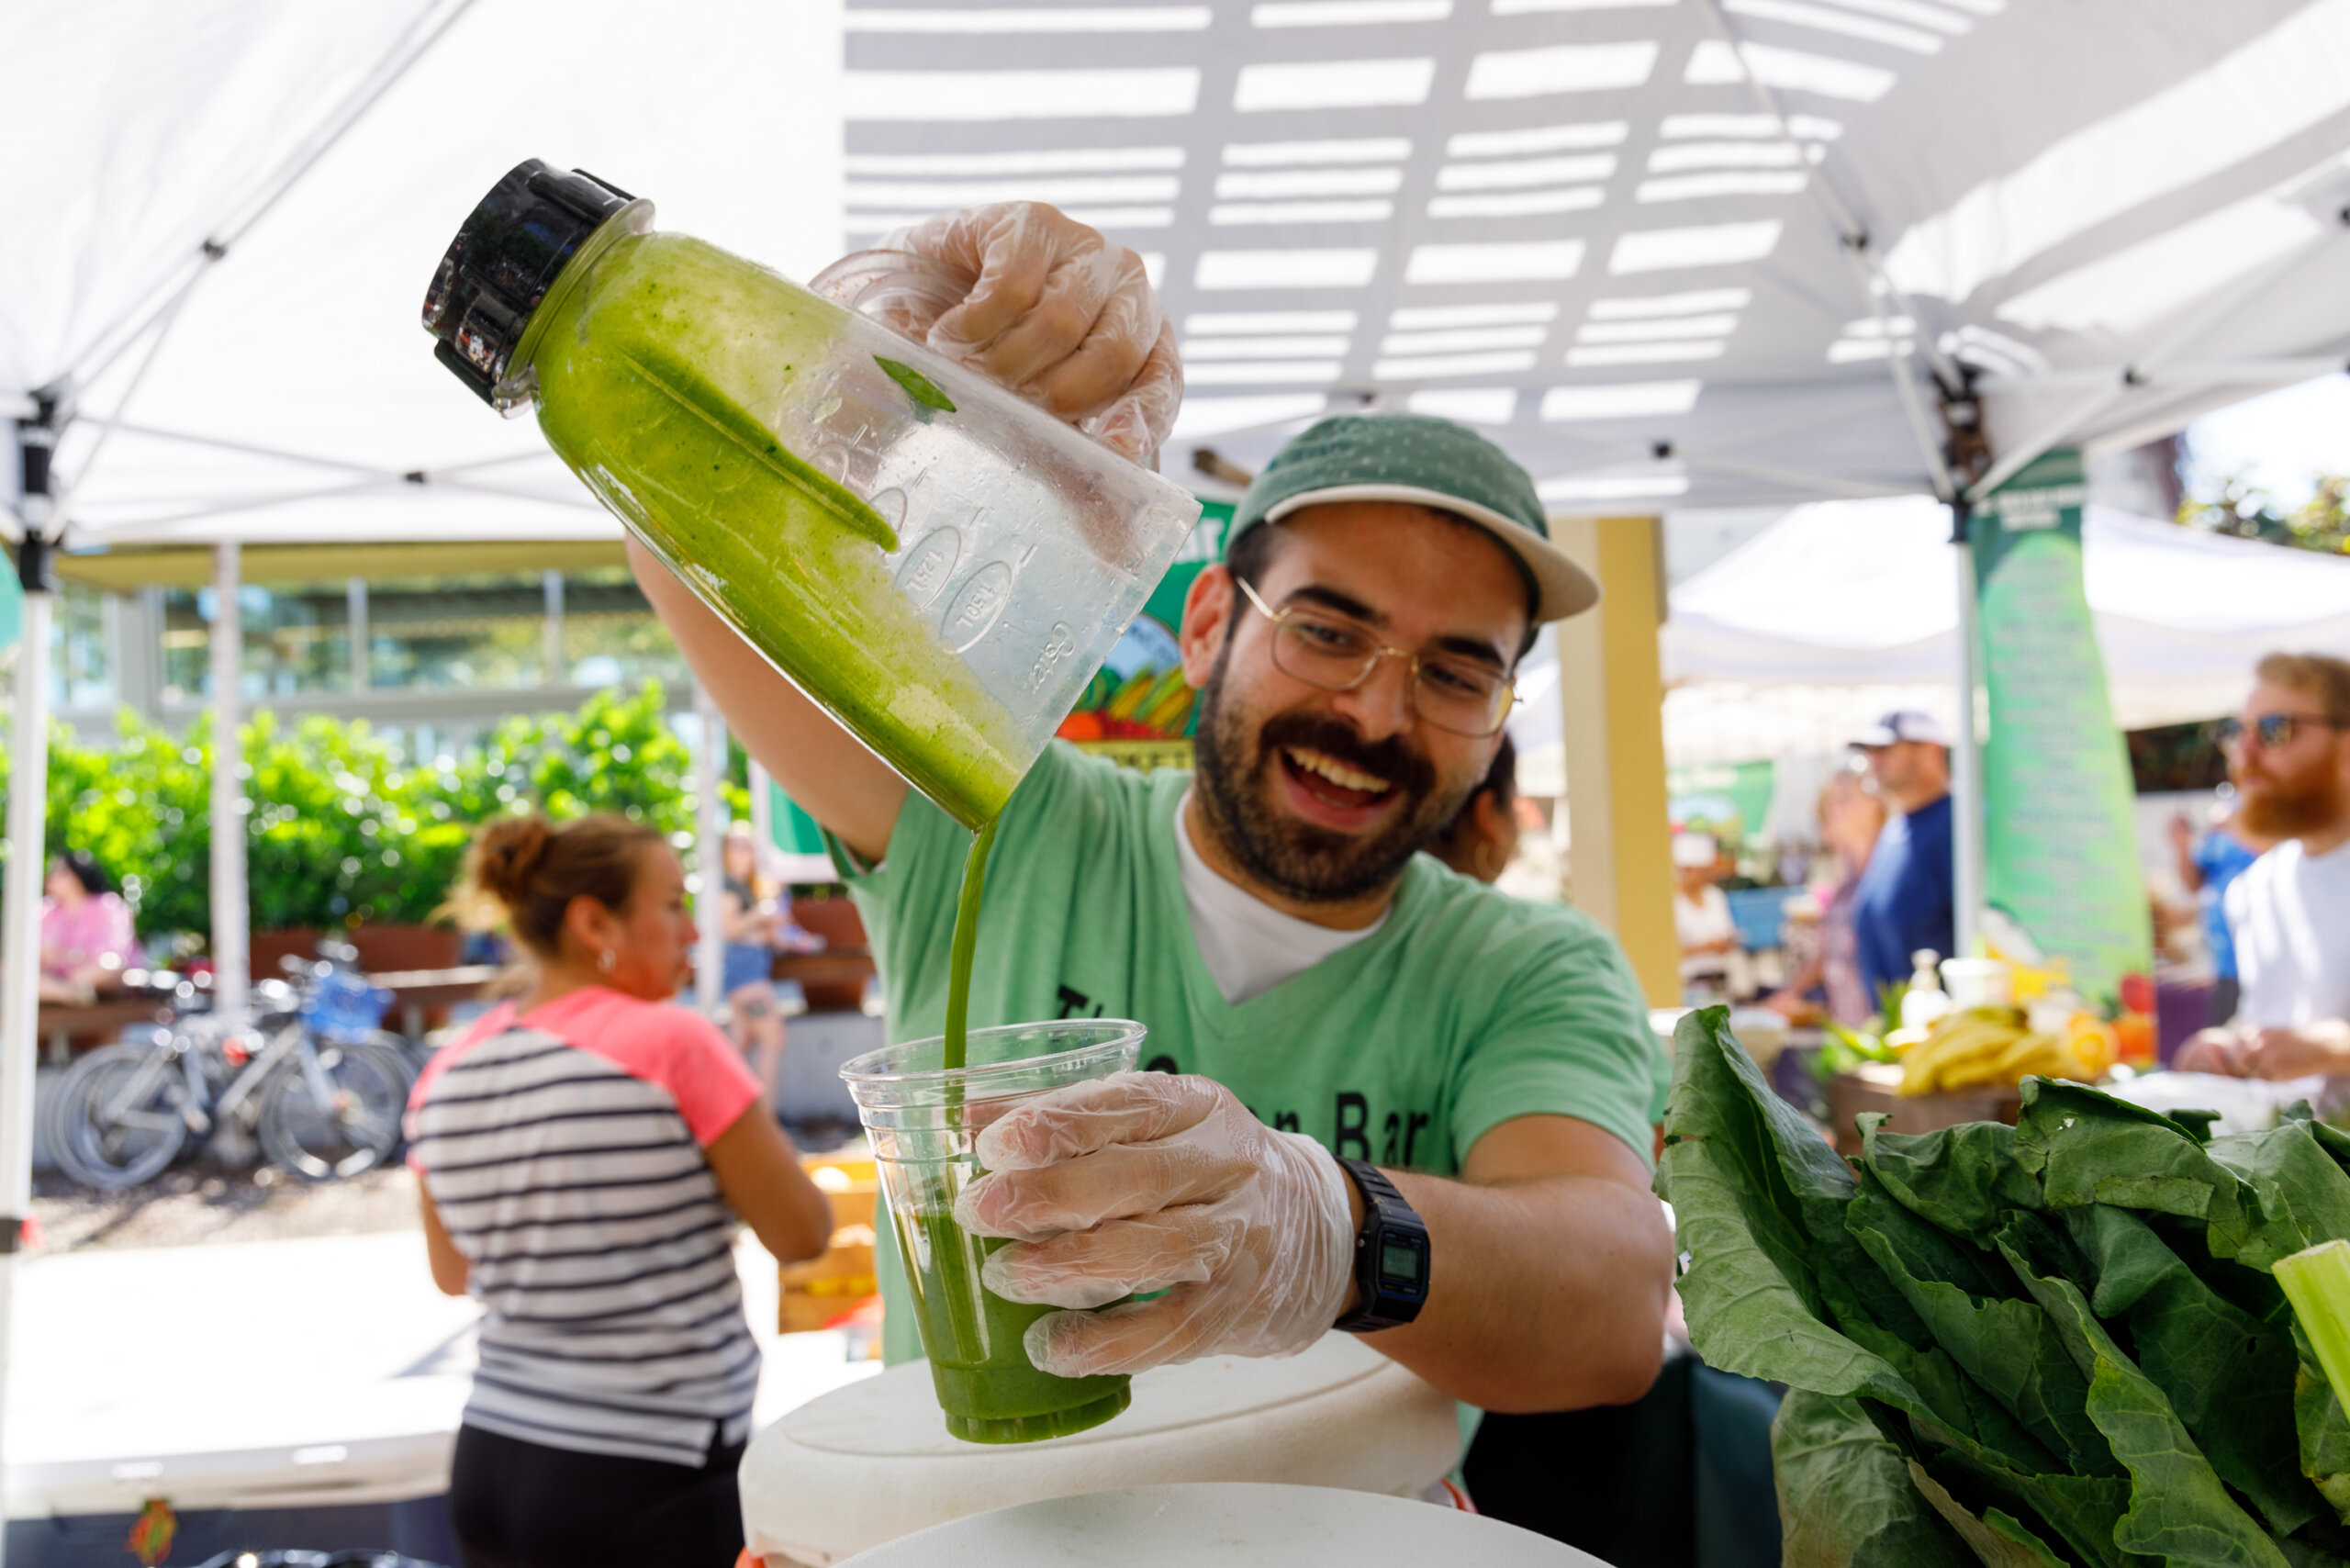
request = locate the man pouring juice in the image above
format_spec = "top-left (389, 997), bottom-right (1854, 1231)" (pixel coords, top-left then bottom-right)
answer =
top-left (632, 203), bottom-right (1673, 1420)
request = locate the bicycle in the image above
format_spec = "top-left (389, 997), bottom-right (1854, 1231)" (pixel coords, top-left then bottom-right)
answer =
top-left (47, 953), bottom-right (412, 1190)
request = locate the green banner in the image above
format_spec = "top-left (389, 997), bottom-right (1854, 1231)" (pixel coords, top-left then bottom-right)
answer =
top-left (1974, 449), bottom-right (2151, 1003)
top-left (1666, 759), bottom-right (1775, 845)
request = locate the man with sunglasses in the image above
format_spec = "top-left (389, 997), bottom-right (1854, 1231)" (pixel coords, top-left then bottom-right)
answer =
top-left (2177, 653), bottom-right (2350, 1081)
top-left (633, 206), bottom-right (1671, 1417)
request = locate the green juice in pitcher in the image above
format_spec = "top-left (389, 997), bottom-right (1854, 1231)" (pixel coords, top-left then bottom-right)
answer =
top-left (422, 161), bottom-right (1197, 831)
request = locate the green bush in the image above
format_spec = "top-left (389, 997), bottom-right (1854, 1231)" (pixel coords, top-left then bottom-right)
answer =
top-left (0, 682), bottom-right (749, 946)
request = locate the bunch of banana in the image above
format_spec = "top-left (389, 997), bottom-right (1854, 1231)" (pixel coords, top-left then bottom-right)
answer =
top-left (1897, 1005), bottom-right (2068, 1096)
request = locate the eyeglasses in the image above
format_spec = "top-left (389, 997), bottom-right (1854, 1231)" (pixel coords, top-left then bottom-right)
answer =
top-left (2216, 711), bottom-right (2350, 750)
top-left (1234, 577), bottom-right (1516, 738)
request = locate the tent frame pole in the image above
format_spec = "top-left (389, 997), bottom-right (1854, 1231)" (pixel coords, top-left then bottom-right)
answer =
top-left (209, 542), bottom-right (249, 1016)
top-left (1950, 507), bottom-right (1985, 961)
top-left (693, 682), bottom-right (729, 1014)
top-left (1, 398), bottom-right (63, 1568)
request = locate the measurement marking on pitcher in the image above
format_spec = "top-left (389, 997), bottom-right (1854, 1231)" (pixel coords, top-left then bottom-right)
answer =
top-left (944, 563), bottom-right (1013, 653)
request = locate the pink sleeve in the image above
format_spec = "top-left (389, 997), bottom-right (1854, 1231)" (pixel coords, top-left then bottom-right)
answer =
top-left (646, 1009), bottom-right (765, 1147)
top-left (100, 896), bottom-right (137, 960)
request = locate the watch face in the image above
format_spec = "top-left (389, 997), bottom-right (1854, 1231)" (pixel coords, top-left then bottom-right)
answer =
top-left (1378, 1234), bottom-right (1427, 1292)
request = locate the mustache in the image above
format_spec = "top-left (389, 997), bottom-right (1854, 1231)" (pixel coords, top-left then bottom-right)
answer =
top-left (1255, 710), bottom-right (1436, 798)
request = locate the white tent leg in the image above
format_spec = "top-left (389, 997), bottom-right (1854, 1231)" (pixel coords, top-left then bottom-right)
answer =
top-left (1951, 526), bottom-right (1986, 958)
top-left (693, 682), bottom-right (729, 1014)
top-left (0, 406), bottom-right (62, 1568)
top-left (209, 542), bottom-right (249, 1014)
top-left (0, 582), bottom-right (49, 1568)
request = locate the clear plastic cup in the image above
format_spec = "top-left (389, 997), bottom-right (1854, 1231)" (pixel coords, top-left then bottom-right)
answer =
top-left (841, 1020), bottom-right (1144, 1443)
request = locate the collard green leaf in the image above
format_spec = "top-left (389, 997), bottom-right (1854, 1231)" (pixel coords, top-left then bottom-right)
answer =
top-left (1924, 1439), bottom-right (2143, 1568)
top-left (2000, 1218), bottom-right (2292, 1568)
top-left (2065, 1204), bottom-right (2318, 1537)
top-left (1863, 1114), bottom-right (2047, 1243)
top-left (2019, 1081), bottom-right (2257, 1259)
top-left (2284, 1103), bottom-right (2350, 1177)
top-left (1771, 1389), bottom-right (1976, 1568)
top-left (1907, 1460), bottom-right (2070, 1568)
top-left (2207, 1121), bottom-right (2350, 1272)
top-left (1851, 1178), bottom-right (2109, 1476)
top-left (1660, 1010), bottom-right (1925, 1407)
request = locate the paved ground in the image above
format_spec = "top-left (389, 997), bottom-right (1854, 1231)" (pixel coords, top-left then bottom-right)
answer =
top-left (31, 1162), bottom-right (427, 1256)
top-left (11, 1164), bottom-right (883, 1523)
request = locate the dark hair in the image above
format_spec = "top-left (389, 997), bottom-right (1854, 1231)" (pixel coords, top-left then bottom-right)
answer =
top-left (53, 849), bottom-right (113, 898)
top-left (453, 812), bottom-right (666, 959)
top-left (1446, 732), bottom-right (1517, 831)
top-left (1224, 513), bottom-right (1540, 658)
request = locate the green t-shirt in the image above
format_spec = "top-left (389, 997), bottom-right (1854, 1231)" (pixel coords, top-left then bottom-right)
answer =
top-left (838, 742), bottom-right (1668, 1364)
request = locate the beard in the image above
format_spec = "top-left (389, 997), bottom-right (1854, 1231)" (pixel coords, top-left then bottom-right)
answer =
top-left (2239, 755), bottom-right (2347, 840)
top-left (1191, 646), bottom-right (1475, 903)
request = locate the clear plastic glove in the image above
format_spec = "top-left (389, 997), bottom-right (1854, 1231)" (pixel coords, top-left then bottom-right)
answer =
top-left (952, 1071), bottom-right (1357, 1378)
top-left (808, 202), bottom-right (1181, 465)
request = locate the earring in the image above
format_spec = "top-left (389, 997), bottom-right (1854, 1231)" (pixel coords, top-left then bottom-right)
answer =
top-left (598, 948), bottom-right (617, 973)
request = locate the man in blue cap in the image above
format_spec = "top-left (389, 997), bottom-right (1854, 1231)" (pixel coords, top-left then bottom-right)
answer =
top-left (635, 205), bottom-right (1670, 1416)
top-left (1850, 709), bottom-right (1956, 1001)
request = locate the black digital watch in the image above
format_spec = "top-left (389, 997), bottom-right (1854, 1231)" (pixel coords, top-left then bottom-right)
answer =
top-left (1331, 1157), bottom-right (1430, 1332)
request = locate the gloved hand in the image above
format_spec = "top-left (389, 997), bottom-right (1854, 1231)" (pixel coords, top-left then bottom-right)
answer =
top-left (811, 203), bottom-right (1181, 465)
top-left (952, 1071), bottom-right (1359, 1378)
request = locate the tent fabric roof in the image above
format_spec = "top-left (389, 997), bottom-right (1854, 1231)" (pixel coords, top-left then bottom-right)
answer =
top-left (841, 0), bottom-right (2350, 509)
top-left (1662, 498), bottom-right (2350, 729)
top-left (6, 1), bottom-right (2350, 554)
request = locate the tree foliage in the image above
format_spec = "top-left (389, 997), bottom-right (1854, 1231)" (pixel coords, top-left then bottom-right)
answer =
top-left (0, 683), bottom-right (748, 946)
top-left (2177, 471), bottom-right (2350, 554)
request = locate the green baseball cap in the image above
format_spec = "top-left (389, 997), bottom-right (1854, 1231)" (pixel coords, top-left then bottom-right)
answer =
top-left (1231, 413), bottom-right (1601, 622)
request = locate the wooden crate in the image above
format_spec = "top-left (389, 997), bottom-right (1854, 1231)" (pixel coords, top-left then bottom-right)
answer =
top-left (1826, 1062), bottom-right (2022, 1158)
top-left (781, 1153), bottom-right (880, 1335)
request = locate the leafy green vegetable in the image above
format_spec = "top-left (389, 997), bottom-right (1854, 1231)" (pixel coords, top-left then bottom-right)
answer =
top-left (1771, 1390), bottom-right (1976, 1568)
top-left (1908, 1459), bottom-right (2070, 1568)
top-left (2066, 1204), bottom-right (2315, 1536)
top-left (874, 354), bottom-right (957, 413)
top-left (1663, 1007), bottom-right (2350, 1568)
top-left (1863, 1114), bottom-right (2046, 1241)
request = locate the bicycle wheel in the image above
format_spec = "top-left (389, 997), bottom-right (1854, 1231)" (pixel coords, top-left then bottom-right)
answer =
top-left (50, 1042), bottom-right (189, 1190)
top-left (257, 1036), bottom-right (409, 1182)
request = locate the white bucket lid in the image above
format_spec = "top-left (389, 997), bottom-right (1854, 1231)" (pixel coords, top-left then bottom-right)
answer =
top-left (742, 1334), bottom-right (1460, 1566)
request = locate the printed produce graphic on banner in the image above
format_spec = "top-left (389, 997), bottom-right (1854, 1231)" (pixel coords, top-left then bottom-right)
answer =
top-left (1974, 449), bottom-right (2153, 1003)
top-left (1057, 499), bottom-right (1233, 772)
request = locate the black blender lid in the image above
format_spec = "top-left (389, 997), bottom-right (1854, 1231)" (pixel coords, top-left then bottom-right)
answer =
top-left (422, 160), bottom-right (642, 407)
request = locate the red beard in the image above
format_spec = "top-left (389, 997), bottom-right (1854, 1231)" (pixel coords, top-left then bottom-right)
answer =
top-left (2238, 756), bottom-right (2347, 840)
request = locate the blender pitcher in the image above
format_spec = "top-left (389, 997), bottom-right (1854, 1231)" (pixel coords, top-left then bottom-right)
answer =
top-left (422, 161), bottom-right (1202, 828)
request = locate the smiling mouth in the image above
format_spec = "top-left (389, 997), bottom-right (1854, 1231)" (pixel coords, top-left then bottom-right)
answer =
top-left (1282, 745), bottom-right (1393, 811)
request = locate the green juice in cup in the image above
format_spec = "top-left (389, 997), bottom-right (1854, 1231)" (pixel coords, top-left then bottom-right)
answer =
top-left (887, 822), bottom-right (1134, 1442)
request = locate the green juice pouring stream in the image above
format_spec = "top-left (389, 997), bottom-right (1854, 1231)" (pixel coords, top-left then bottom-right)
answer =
top-left (423, 161), bottom-right (1191, 1442)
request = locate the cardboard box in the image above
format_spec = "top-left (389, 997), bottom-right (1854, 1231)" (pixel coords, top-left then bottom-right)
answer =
top-left (782, 1151), bottom-right (881, 1335)
top-left (1827, 1062), bottom-right (2021, 1158)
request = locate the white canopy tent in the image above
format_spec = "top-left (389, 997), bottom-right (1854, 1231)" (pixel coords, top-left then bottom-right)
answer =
top-left (7, 0), bottom-right (2350, 1536)
top-left (1662, 495), bottom-right (2350, 736)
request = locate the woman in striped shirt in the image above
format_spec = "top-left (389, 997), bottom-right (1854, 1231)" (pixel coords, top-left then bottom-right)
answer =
top-left (409, 813), bottom-right (832, 1568)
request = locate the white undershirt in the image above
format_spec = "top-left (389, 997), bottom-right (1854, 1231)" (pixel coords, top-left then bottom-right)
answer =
top-left (1173, 791), bottom-right (1387, 1006)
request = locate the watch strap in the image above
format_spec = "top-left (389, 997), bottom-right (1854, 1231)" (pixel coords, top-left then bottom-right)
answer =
top-left (1332, 1156), bottom-right (1429, 1333)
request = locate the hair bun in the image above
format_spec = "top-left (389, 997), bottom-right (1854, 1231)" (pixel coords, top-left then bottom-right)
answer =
top-left (473, 815), bottom-right (554, 910)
